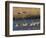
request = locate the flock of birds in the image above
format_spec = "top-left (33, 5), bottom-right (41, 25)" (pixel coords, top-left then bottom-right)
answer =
top-left (15, 22), bottom-right (40, 27)
top-left (14, 19), bottom-right (40, 27)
